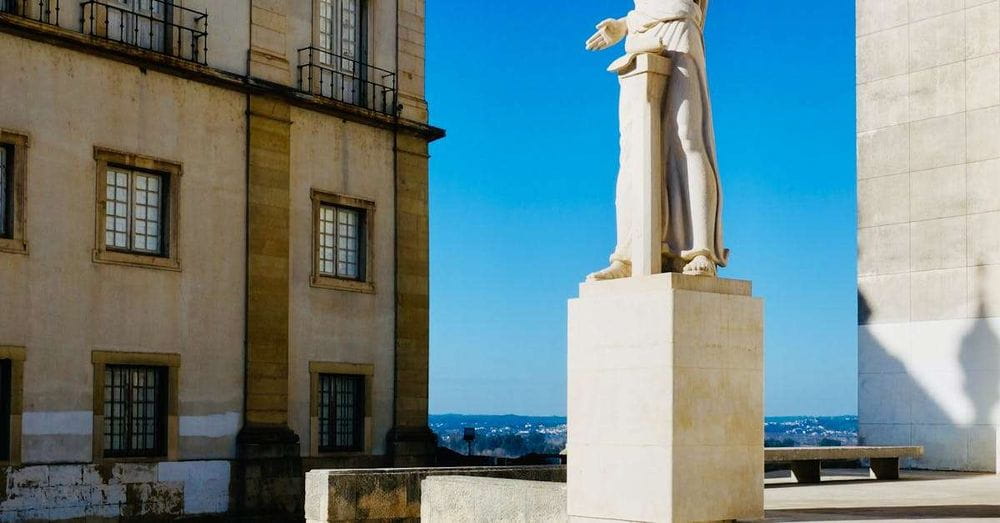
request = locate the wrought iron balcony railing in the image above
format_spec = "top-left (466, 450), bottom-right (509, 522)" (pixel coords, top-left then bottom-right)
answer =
top-left (80, 0), bottom-right (207, 64)
top-left (0, 0), bottom-right (61, 25)
top-left (297, 47), bottom-right (398, 116)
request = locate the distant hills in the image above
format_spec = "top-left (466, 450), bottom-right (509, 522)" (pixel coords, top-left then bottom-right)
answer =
top-left (430, 414), bottom-right (858, 457)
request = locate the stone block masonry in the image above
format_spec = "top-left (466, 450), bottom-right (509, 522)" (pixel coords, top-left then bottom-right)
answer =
top-left (0, 461), bottom-right (230, 520)
top-left (857, 0), bottom-right (1000, 472)
top-left (567, 273), bottom-right (764, 522)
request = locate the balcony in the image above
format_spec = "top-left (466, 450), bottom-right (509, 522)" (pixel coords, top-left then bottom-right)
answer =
top-left (79, 0), bottom-right (207, 64)
top-left (297, 47), bottom-right (398, 116)
top-left (0, 0), bottom-right (61, 25)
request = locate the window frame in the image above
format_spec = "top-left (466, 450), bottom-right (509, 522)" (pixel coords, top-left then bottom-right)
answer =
top-left (310, 189), bottom-right (375, 293)
top-left (92, 350), bottom-right (179, 463)
top-left (313, 0), bottom-right (370, 66)
top-left (101, 364), bottom-right (169, 459)
top-left (0, 129), bottom-right (29, 255)
top-left (308, 361), bottom-right (373, 456)
top-left (0, 346), bottom-right (25, 466)
top-left (93, 148), bottom-right (181, 271)
top-left (103, 167), bottom-right (169, 257)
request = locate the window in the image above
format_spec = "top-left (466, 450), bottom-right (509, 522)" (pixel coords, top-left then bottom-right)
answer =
top-left (0, 145), bottom-right (11, 239)
top-left (309, 362), bottom-right (372, 455)
top-left (318, 0), bottom-right (365, 68)
top-left (79, 0), bottom-right (208, 64)
top-left (92, 351), bottom-right (179, 461)
top-left (103, 365), bottom-right (167, 457)
top-left (0, 130), bottom-right (27, 255)
top-left (311, 190), bottom-right (374, 293)
top-left (0, 360), bottom-right (11, 462)
top-left (313, 0), bottom-right (368, 105)
top-left (318, 204), bottom-right (363, 280)
top-left (0, 346), bottom-right (24, 465)
top-left (93, 148), bottom-right (180, 270)
top-left (318, 374), bottom-right (364, 452)
top-left (105, 169), bottom-right (165, 255)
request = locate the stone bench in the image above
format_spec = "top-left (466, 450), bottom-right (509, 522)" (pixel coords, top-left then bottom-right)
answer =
top-left (764, 446), bottom-right (924, 483)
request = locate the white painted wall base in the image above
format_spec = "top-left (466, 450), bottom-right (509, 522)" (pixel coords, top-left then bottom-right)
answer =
top-left (0, 461), bottom-right (230, 520)
top-left (567, 273), bottom-right (764, 522)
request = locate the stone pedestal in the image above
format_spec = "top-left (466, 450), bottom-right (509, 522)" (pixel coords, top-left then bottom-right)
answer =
top-left (567, 273), bottom-right (764, 522)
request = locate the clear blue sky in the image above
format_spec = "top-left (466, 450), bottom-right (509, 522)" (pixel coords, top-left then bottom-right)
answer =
top-left (425, 1), bottom-right (857, 417)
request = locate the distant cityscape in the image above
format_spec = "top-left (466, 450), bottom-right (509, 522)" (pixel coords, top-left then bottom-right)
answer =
top-left (431, 414), bottom-right (859, 457)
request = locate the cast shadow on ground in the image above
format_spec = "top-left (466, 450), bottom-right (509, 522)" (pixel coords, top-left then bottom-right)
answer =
top-left (765, 504), bottom-right (1000, 521)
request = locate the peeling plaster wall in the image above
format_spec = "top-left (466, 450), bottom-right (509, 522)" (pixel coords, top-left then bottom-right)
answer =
top-left (0, 31), bottom-right (246, 463)
top-left (0, 461), bottom-right (230, 520)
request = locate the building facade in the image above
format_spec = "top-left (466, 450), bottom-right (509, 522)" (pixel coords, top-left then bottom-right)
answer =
top-left (0, 0), bottom-right (441, 518)
top-left (857, 0), bottom-right (1000, 471)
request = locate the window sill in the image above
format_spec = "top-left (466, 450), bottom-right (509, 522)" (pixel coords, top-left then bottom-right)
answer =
top-left (93, 250), bottom-right (181, 272)
top-left (315, 449), bottom-right (368, 458)
top-left (0, 238), bottom-right (27, 255)
top-left (311, 275), bottom-right (375, 294)
top-left (95, 455), bottom-right (170, 464)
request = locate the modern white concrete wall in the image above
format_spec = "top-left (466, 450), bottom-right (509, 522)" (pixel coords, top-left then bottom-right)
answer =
top-left (857, 0), bottom-right (1000, 472)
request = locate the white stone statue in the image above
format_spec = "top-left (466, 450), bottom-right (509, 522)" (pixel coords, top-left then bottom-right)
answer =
top-left (585, 0), bottom-right (728, 280)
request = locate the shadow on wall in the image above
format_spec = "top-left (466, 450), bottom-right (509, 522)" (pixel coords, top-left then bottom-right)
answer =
top-left (857, 291), bottom-right (1000, 472)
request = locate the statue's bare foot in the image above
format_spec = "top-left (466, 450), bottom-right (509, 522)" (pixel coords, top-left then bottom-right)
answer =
top-left (682, 255), bottom-right (716, 277)
top-left (586, 260), bottom-right (631, 282)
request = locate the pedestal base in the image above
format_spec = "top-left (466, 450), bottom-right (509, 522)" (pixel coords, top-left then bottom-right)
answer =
top-left (567, 273), bottom-right (764, 522)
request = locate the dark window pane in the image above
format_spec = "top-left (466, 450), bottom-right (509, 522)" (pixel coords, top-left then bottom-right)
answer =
top-left (318, 374), bottom-right (364, 452)
top-left (103, 365), bottom-right (167, 457)
top-left (0, 145), bottom-right (10, 238)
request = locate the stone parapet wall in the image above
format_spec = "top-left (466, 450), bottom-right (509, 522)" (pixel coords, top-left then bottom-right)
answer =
top-left (305, 465), bottom-right (565, 522)
top-left (0, 461), bottom-right (229, 521)
top-left (420, 476), bottom-right (566, 523)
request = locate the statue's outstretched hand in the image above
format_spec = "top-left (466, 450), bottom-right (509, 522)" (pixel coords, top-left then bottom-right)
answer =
top-left (585, 18), bottom-right (627, 51)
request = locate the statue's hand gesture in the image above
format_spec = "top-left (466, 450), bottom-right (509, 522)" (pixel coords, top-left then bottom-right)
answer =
top-left (585, 18), bottom-right (627, 51)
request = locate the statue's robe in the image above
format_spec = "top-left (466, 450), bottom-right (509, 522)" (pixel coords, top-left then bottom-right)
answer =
top-left (611, 0), bottom-right (728, 268)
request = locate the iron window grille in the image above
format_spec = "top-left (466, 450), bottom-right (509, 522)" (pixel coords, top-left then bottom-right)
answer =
top-left (317, 203), bottom-right (366, 281)
top-left (0, 145), bottom-right (11, 239)
top-left (104, 167), bottom-right (168, 256)
top-left (318, 373), bottom-right (365, 452)
top-left (103, 364), bottom-right (167, 458)
top-left (298, 47), bottom-right (397, 115)
top-left (0, 360), bottom-right (11, 462)
top-left (0, 0), bottom-right (61, 25)
top-left (300, 0), bottom-right (396, 114)
top-left (80, 0), bottom-right (207, 64)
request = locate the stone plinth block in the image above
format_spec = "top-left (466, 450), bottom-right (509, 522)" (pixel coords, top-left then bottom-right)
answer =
top-left (567, 273), bottom-right (764, 522)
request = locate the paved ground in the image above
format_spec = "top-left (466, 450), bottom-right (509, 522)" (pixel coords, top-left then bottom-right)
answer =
top-left (764, 469), bottom-right (1000, 522)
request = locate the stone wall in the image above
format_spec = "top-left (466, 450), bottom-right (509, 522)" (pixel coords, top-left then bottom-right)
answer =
top-left (304, 465), bottom-right (566, 522)
top-left (0, 461), bottom-right (229, 520)
top-left (856, 0), bottom-right (1000, 471)
top-left (420, 476), bottom-right (566, 523)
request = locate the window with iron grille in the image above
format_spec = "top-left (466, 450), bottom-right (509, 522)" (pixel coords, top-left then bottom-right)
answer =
top-left (0, 145), bottom-right (11, 239)
top-left (103, 365), bottom-right (167, 457)
top-left (104, 168), bottom-right (167, 256)
top-left (0, 360), bottom-right (11, 462)
top-left (318, 374), bottom-right (365, 452)
top-left (318, 203), bottom-right (366, 281)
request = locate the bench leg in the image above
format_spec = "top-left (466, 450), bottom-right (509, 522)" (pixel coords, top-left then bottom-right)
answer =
top-left (791, 460), bottom-right (822, 483)
top-left (870, 457), bottom-right (900, 480)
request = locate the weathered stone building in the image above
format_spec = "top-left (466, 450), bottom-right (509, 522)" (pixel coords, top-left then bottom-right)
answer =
top-left (857, 0), bottom-right (1000, 471)
top-left (0, 0), bottom-right (441, 518)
